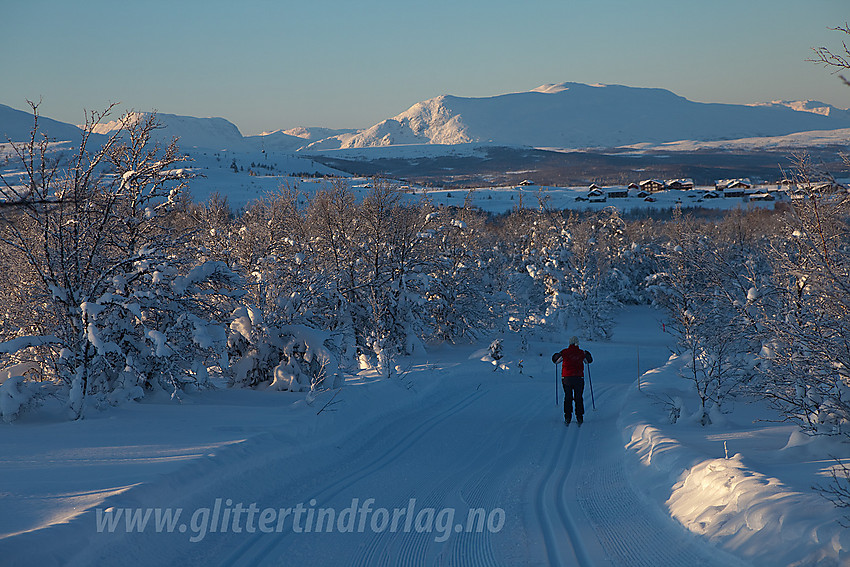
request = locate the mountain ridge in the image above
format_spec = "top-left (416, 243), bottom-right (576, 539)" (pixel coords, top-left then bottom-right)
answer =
top-left (3, 83), bottom-right (850, 153)
top-left (0, 103), bottom-right (90, 145)
top-left (306, 82), bottom-right (850, 150)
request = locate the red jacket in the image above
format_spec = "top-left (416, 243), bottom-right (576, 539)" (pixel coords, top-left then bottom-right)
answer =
top-left (559, 345), bottom-right (588, 377)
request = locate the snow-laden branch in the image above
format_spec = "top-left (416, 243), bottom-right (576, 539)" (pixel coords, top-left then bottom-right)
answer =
top-left (0, 335), bottom-right (60, 354)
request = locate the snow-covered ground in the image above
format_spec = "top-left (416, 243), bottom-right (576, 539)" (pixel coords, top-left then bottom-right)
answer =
top-left (1, 306), bottom-right (846, 566)
top-left (618, 127), bottom-right (850, 153)
top-left (405, 183), bottom-right (783, 215)
top-left (4, 138), bottom-right (778, 214)
top-left (176, 158), bottom-right (783, 214)
top-left (623, 354), bottom-right (850, 567)
top-left (172, 149), bottom-right (342, 207)
top-left (0, 119), bottom-right (815, 216)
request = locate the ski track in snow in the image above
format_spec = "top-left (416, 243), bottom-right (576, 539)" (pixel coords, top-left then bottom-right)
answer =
top-left (218, 390), bottom-right (487, 567)
top-left (355, 388), bottom-right (545, 567)
top-left (243, 386), bottom-right (540, 567)
top-left (200, 376), bottom-right (748, 566)
top-left (532, 421), bottom-right (589, 566)
top-left (37, 326), bottom-right (759, 566)
top-left (573, 385), bottom-right (750, 567)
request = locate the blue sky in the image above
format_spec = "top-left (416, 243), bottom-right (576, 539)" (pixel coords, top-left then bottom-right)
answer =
top-left (3, 0), bottom-right (849, 135)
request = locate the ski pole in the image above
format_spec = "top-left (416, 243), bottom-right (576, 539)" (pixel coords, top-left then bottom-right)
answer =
top-left (586, 361), bottom-right (596, 410)
top-left (555, 363), bottom-right (559, 406)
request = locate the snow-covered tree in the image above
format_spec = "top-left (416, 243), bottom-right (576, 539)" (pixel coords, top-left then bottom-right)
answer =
top-left (358, 180), bottom-right (431, 373)
top-left (523, 208), bottom-right (624, 340)
top-left (755, 156), bottom-right (850, 437)
top-left (488, 207), bottom-right (549, 334)
top-left (305, 178), bottom-right (366, 369)
top-left (191, 184), bottom-right (343, 391)
top-left (226, 304), bottom-right (338, 392)
top-left (647, 209), bottom-right (755, 424)
top-left (0, 104), bottom-right (239, 420)
top-left (563, 209), bottom-right (626, 340)
top-left (424, 198), bottom-right (496, 343)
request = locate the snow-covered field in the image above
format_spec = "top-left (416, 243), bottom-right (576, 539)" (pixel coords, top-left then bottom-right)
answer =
top-left (0, 130), bottom-right (811, 216)
top-left (176, 153), bottom-right (783, 215)
top-left (150, 137), bottom-right (796, 214)
top-left (1, 306), bottom-right (846, 566)
top-left (0, 141), bottom-right (767, 215)
top-left (618, 127), bottom-right (850, 153)
top-left (406, 183), bottom-right (782, 215)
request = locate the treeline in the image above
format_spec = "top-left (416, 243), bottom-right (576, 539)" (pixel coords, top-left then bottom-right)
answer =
top-left (1, 109), bottom-right (849, 462)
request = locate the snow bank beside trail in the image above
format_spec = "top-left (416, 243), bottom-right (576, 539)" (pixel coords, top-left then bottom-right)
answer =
top-left (620, 354), bottom-right (850, 567)
top-left (667, 454), bottom-right (848, 566)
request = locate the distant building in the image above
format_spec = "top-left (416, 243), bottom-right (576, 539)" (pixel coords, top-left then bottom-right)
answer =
top-left (639, 179), bottom-right (666, 192)
top-left (518, 179), bottom-right (535, 186)
top-left (587, 188), bottom-right (607, 202)
top-left (666, 178), bottom-right (694, 190)
top-left (715, 178), bottom-right (752, 191)
top-left (605, 186), bottom-right (628, 198)
top-left (748, 192), bottom-right (775, 202)
top-left (786, 182), bottom-right (848, 199)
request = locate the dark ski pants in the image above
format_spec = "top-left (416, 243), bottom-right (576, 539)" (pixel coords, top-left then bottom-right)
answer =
top-left (562, 376), bottom-right (585, 421)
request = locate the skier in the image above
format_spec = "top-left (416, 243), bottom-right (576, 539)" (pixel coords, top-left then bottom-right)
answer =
top-left (552, 336), bottom-right (593, 425)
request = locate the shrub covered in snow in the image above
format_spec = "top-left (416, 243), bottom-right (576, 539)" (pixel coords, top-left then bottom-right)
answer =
top-left (0, 371), bottom-right (41, 423)
top-left (0, 105), bottom-right (240, 419)
top-left (522, 208), bottom-right (628, 340)
top-left (226, 305), bottom-right (338, 391)
top-left (488, 339), bottom-right (503, 362)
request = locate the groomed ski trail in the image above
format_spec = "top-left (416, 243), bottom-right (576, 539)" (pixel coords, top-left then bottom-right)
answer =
top-left (66, 331), bottom-right (754, 566)
top-left (207, 370), bottom-right (748, 566)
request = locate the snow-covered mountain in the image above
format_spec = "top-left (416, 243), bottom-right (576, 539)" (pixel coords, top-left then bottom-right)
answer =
top-left (89, 111), bottom-right (251, 151)
top-left (0, 103), bottom-right (89, 144)
top-left (244, 129), bottom-right (308, 153)
top-left (88, 114), bottom-right (356, 154)
top-left (4, 83), bottom-right (850, 154)
top-left (279, 126), bottom-right (356, 141)
top-left (306, 82), bottom-right (850, 150)
top-left (748, 99), bottom-right (850, 119)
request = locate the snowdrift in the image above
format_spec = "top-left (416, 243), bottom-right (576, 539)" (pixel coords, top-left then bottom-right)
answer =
top-left (620, 354), bottom-right (850, 567)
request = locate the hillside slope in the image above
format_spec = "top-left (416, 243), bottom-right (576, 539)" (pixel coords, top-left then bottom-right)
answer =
top-left (0, 103), bottom-right (88, 143)
top-left (306, 82), bottom-right (850, 150)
